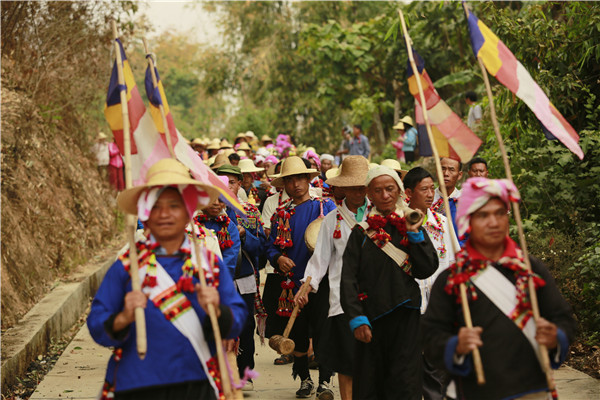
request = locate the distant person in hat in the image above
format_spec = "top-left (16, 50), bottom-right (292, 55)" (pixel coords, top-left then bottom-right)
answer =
top-left (107, 137), bottom-right (125, 191)
top-left (396, 116), bottom-right (418, 163)
top-left (92, 131), bottom-right (110, 179)
top-left (465, 91), bottom-right (482, 130)
top-left (391, 121), bottom-right (407, 163)
top-left (228, 152), bottom-right (241, 167)
top-left (348, 124), bottom-right (370, 159)
top-left (192, 138), bottom-right (208, 160)
top-left (87, 159), bottom-right (246, 400)
top-left (404, 166), bottom-right (459, 400)
top-left (295, 156), bottom-right (370, 400)
top-left (335, 126), bottom-right (352, 164)
top-left (234, 132), bottom-right (247, 145)
top-left (422, 178), bottom-right (575, 400)
top-left (207, 138), bottom-right (221, 157)
top-left (467, 157), bottom-right (489, 178)
top-left (238, 159), bottom-right (267, 211)
top-left (261, 135), bottom-right (274, 148)
top-left (340, 165), bottom-right (438, 399)
top-left (264, 156), bottom-right (337, 398)
top-left (216, 164), bottom-right (267, 392)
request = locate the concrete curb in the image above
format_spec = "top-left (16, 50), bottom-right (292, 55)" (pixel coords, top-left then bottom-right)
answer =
top-left (1, 255), bottom-right (114, 390)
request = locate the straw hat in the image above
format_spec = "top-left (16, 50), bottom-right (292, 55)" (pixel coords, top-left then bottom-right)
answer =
top-left (245, 131), bottom-right (257, 139)
top-left (368, 162), bottom-right (379, 170)
top-left (97, 131), bottom-right (108, 140)
top-left (192, 138), bottom-right (205, 146)
top-left (270, 156), bottom-right (319, 188)
top-left (236, 150), bottom-right (247, 158)
top-left (392, 122), bottom-right (404, 130)
top-left (220, 139), bottom-right (233, 149)
top-left (117, 158), bottom-right (219, 216)
top-left (239, 158), bottom-right (264, 173)
top-left (211, 153), bottom-right (231, 170)
top-left (207, 138), bottom-right (221, 150)
top-left (237, 141), bottom-right (251, 151)
top-left (223, 149), bottom-right (236, 157)
top-left (326, 156), bottom-right (369, 187)
top-left (325, 167), bottom-right (339, 180)
top-left (207, 156), bottom-right (217, 166)
top-left (381, 159), bottom-right (409, 179)
top-left (235, 132), bottom-right (247, 140)
top-left (261, 134), bottom-right (273, 143)
top-left (399, 115), bottom-right (414, 127)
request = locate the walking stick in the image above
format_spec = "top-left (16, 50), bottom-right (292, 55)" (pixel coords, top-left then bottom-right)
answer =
top-left (399, 10), bottom-right (485, 385)
top-left (476, 52), bottom-right (556, 391)
top-left (111, 20), bottom-right (147, 360)
top-left (143, 38), bottom-right (176, 159)
top-left (190, 221), bottom-right (236, 399)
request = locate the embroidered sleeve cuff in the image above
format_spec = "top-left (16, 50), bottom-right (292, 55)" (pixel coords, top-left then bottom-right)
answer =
top-left (550, 328), bottom-right (569, 369)
top-left (349, 316), bottom-right (371, 332)
top-left (407, 230), bottom-right (424, 243)
top-left (445, 336), bottom-right (473, 377)
top-left (104, 313), bottom-right (130, 342)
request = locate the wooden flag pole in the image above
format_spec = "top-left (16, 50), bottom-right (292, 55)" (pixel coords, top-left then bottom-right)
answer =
top-left (477, 55), bottom-right (556, 390)
top-left (190, 221), bottom-right (236, 399)
top-left (142, 38), bottom-right (176, 159)
top-left (399, 10), bottom-right (485, 385)
top-left (111, 20), bottom-right (147, 360)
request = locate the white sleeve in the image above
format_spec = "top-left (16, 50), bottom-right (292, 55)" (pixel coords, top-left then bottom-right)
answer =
top-left (261, 196), bottom-right (276, 229)
top-left (302, 213), bottom-right (335, 293)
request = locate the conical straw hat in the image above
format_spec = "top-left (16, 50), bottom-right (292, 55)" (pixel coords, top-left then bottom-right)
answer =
top-left (117, 158), bottom-right (219, 215)
top-left (270, 156), bottom-right (319, 188)
top-left (211, 153), bottom-right (231, 170)
top-left (326, 156), bottom-right (369, 187)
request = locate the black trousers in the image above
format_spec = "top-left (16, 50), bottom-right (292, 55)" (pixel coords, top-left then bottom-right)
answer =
top-left (353, 306), bottom-right (423, 400)
top-left (237, 293), bottom-right (256, 377)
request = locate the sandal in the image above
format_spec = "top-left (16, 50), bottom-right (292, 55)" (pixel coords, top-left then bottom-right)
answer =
top-left (274, 354), bottom-right (294, 365)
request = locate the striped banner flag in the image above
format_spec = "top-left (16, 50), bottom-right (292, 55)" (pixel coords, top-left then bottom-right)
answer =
top-left (407, 49), bottom-right (482, 163)
top-left (465, 8), bottom-right (584, 160)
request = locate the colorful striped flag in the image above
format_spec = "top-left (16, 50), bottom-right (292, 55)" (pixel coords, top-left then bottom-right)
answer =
top-left (407, 49), bottom-right (482, 163)
top-left (104, 39), bottom-right (144, 156)
top-left (465, 9), bottom-right (584, 160)
top-left (142, 56), bottom-right (245, 216)
top-left (103, 40), bottom-right (244, 216)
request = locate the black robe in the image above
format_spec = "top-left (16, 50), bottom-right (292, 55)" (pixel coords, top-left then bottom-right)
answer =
top-left (422, 254), bottom-right (575, 400)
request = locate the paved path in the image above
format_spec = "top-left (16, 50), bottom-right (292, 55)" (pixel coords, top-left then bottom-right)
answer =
top-left (29, 321), bottom-right (600, 400)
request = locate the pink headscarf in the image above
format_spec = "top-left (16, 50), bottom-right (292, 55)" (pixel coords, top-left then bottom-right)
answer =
top-left (264, 155), bottom-right (279, 165)
top-left (456, 177), bottom-right (521, 236)
top-left (302, 149), bottom-right (321, 169)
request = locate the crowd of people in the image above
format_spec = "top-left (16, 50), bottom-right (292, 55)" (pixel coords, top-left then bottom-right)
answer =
top-left (87, 126), bottom-right (575, 400)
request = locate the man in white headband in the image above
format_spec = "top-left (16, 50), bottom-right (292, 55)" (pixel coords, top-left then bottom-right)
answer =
top-left (340, 165), bottom-right (438, 399)
top-left (422, 177), bottom-right (575, 399)
top-left (87, 159), bottom-right (247, 400)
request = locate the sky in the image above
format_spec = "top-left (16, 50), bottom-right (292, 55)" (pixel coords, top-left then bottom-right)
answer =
top-left (140, 1), bottom-right (224, 47)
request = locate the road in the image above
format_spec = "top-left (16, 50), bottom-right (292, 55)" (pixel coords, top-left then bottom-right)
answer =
top-left (28, 320), bottom-right (600, 400)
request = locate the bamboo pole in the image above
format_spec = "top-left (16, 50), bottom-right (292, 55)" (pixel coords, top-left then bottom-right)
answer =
top-left (111, 20), bottom-right (147, 359)
top-left (142, 38), bottom-right (176, 159)
top-left (399, 10), bottom-right (485, 385)
top-left (190, 220), bottom-right (236, 399)
top-left (477, 56), bottom-right (556, 391)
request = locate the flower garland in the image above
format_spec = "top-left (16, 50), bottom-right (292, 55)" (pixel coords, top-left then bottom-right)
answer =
top-left (365, 212), bottom-right (409, 248)
top-left (119, 240), bottom-right (220, 294)
top-left (333, 211), bottom-right (343, 239)
top-left (425, 211), bottom-right (447, 259)
top-left (444, 247), bottom-right (546, 328)
top-left (196, 213), bottom-right (233, 250)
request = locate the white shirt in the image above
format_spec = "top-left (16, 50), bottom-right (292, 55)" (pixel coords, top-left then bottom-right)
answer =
top-left (467, 104), bottom-right (482, 129)
top-left (302, 199), bottom-right (369, 317)
top-left (91, 142), bottom-right (109, 166)
top-left (261, 186), bottom-right (320, 229)
top-left (417, 209), bottom-right (459, 313)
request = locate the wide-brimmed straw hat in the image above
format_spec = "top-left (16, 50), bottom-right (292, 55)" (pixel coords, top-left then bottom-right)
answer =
top-left (207, 138), bottom-right (220, 150)
top-left (235, 132), bottom-right (247, 140)
top-left (211, 153), bottom-right (231, 170)
top-left (117, 158), bottom-right (219, 215)
top-left (325, 167), bottom-right (339, 180)
top-left (399, 115), bottom-right (414, 127)
top-left (392, 122), bottom-right (404, 130)
top-left (97, 131), bottom-right (108, 140)
top-left (245, 131), bottom-right (257, 138)
top-left (261, 134), bottom-right (273, 143)
top-left (192, 138), bottom-right (205, 146)
top-left (381, 159), bottom-right (409, 179)
top-left (326, 156), bottom-right (369, 187)
top-left (239, 158), bottom-right (264, 173)
top-left (220, 139), bottom-right (233, 149)
top-left (237, 141), bottom-right (252, 151)
top-left (270, 156), bottom-right (319, 188)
